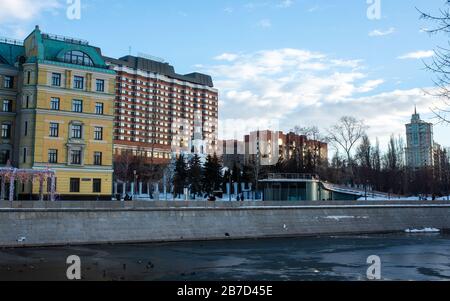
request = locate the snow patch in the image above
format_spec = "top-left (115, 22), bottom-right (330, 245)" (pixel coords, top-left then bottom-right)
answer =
top-left (405, 228), bottom-right (441, 233)
top-left (324, 216), bottom-right (355, 221)
top-left (323, 215), bottom-right (369, 221)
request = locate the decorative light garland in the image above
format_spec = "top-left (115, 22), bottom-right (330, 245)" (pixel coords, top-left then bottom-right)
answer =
top-left (0, 167), bottom-right (56, 202)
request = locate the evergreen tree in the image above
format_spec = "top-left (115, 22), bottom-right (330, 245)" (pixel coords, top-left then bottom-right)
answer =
top-left (232, 164), bottom-right (242, 183)
top-left (173, 154), bottom-right (188, 197)
top-left (242, 164), bottom-right (254, 187)
top-left (202, 153), bottom-right (223, 194)
top-left (188, 154), bottom-right (203, 198)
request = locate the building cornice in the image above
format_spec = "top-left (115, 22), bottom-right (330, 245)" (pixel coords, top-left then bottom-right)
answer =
top-left (37, 60), bottom-right (116, 75)
top-left (37, 85), bottom-right (115, 100)
top-left (35, 109), bottom-right (114, 120)
top-left (114, 66), bottom-right (218, 93)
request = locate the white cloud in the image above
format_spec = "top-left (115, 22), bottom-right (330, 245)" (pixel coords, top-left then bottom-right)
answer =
top-left (308, 6), bottom-right (320, 13)
top-left (214, 53), bottom-right (239, 62)
top-left (398, 50), bottom-right (434, 60)
top-left (369, 27), bottom-right (396, 37)
top-left (278, 0), bottom-right (294, 8)
top-left (200, 48), bottom-right (438, 148)
top-left (0, 0), bottom-right (61, 23)
top-left (257, 19), bottom-right (272, 28)
top-left (0, 0), bottom-right (62, 38)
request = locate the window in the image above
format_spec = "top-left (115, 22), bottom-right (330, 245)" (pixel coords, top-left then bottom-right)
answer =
top-left (22, 148), bottom-right (27, 163)
top-left (96, 79), bottom-right (105, 92)
top-left (71, 124), bottom-right (82, 139)
top-left (24, 121), bottom-right (28, 136)
top-left (94, 127), bottom-right (103, 140)
top-left (0, 150), bottom-right (10, 164)
top-left (74, 76), bottom-right (84, 89)
top-left (25, 96), bottom-right (29, 108)
top-left (2, 100), bottom-right (11, 112)
top-left (93, 152), bottom-right (102, 166)
top-left (70, 150), bottom-right (82, 165)
top-left (50, 97), bottom-right (60, 110)
top-left (95, 102), bottom-right (104, 115)
top-left (52, 73), bottom-right (61, 86)
top-left (27, 71), bottom-right (31, 85)
top-left (49, 123), bottom-right (59, 137)
top-left (72, 99), bottom-right (83, 112)
top-left (64, 51), bottom-right (94, 67)
top-left (93, 179), bottom-right (101, 193)
top-left (1, 124), bottom-right (11, 139)
top-left (4, 76), bottom-right (13, 88)
top-left (70, 178), bottom-right (80, 193)
top-left (48, 149), bottom-right (58, 164)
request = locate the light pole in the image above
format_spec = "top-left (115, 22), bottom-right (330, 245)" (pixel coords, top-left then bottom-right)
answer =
top-left (133, 170), bottom-right (137, 201)
top-left (365, 180), bottom-right (368, 201)
top-left (229, 172), bottom-right (232, 202)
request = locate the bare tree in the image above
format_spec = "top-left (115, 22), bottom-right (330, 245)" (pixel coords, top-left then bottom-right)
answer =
top-left (418, 2), bottom-right (450, 123)
top-left (114, 150), bottom-right (134, 182)
top-left (326, 116), bottom-right (368, 166)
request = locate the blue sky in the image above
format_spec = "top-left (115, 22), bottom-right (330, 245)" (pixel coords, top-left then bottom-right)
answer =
top-left (0, 0), bottom-right (449, 150)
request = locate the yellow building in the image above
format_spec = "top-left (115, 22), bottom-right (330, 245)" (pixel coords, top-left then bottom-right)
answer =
top-left (1, 26), bottom-right (115, 200)
top-left (0, 38), bottom-right (22, 167)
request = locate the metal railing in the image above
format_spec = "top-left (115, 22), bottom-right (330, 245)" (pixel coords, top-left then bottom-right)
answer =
top-left (0, 37), bottom-right (23, 46)
top-left (42, 33), bottom-right (89, 46)
top-left (266, 173), bottom-right (320, 180)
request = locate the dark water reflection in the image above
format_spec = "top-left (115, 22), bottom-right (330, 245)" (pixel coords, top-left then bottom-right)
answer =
top-left (1, 233), bottom-right (450, 281)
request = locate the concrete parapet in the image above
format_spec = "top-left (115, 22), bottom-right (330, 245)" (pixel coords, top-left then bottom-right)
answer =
top-left (1, 201), bottom-right (449, 248)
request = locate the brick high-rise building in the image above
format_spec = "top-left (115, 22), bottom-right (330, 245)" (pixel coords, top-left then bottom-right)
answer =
top-left (242, 130), bottom-right (328, 167)
top-left (105, 55), bottom-right (219, 163)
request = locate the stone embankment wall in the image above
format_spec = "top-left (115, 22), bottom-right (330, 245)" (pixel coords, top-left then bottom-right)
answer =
top-left (1, 201), bottom-right (449, 247)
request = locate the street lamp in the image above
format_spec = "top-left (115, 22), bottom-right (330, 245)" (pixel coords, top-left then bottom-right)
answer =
top-left (229, 172), bottom-right (232, 202)
top-left (365, 180), bottom-right (368, 201)
top-left (133, 170), bottom-right (137, 201)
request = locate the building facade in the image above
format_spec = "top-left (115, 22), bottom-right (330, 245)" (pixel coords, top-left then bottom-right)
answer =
top-left (243, 130), bottom-right (328, 167)
top-left (1, 26), bottom-right (115, 200)
top-left (405, 108), bottom-right (434, 168)
top-left (0, 38), bottom-right (22, 167)
top-left (212, 130), bottom-right (328, 169)
top-left (104, 55), bottom-right (219, 164)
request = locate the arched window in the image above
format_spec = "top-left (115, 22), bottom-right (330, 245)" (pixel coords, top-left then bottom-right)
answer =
top-left (63, 50), bottom-right (94, 67)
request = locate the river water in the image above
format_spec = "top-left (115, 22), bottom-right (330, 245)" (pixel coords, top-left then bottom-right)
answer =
top-left (1, 233), bottom-right (450, 281)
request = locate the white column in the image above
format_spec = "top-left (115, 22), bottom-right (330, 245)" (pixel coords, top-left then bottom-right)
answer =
top-left (50, 175), bottom-right (56, 202)
top-left (39, 176), bottom-right (44, 201)
top-left (163, 175), bottom-right (167, 200)
top-left (9, 173), bottom-right (15, 202)
top-left (154, 182), bottom-right (160, 201)
top-left (0, 176), bottom-right (5, 201)
top-left (139, 182), bottom-right (143, 196)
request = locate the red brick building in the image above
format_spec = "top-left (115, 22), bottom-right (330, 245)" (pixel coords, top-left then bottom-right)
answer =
top-left (243, 130), bottom-right (328, 166)
top-left (105, 55), bottom-right (219, 163)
